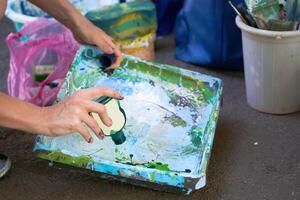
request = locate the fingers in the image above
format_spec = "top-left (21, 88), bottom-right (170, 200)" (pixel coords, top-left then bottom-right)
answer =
top-left (92, 28), bottom-right (123, 68)
top-left (81, 113), bottom-right (105, 140)
top-left (98, 30), bottom-right (116, 49)
top-left (68, 86), bottom-right (125, 143)
top-left (81, 100), bottom-right (112, 127)
top-left (75, 123), bottom-right (93, 143)
top-left (96, 41), bottom-right (114, 54)
top-left (103, 36), bottom-right (123, 69)
top-left (104, 36), bottom-right (116, 50)
top-left (93, 30), bottom-right (115, 54)
top-left (76, 87), bottom-right (124, 100)
top-left (108, 48), bottom-right (123, 69)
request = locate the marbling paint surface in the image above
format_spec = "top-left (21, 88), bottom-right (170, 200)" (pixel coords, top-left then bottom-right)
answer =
top-left (34, 46), bottom-right (222, 193)
top-left (85, 1), bottom-right (156, 60)
top-left (16, 0), bottom-right (144, 17)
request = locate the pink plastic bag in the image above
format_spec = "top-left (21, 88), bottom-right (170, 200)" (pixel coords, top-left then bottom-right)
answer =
top-left (6, 19), bottom-right (79, 106)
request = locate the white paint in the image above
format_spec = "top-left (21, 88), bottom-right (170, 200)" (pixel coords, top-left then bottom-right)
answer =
top-left (195, 175), bottom-right (206, 190)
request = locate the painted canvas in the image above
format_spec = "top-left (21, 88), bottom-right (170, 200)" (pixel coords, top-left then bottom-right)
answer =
top-left (33, 46), bottom-right (223, 194)
top-left (85, 1), bottom-right (157, 60)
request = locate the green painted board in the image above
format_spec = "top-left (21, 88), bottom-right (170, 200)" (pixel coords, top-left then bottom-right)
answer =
top-left (34, 46), bottom-right (222, 194)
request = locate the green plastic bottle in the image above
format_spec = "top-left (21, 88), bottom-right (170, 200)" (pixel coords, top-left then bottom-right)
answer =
top-left (92, 96), bottom-right (126, 145)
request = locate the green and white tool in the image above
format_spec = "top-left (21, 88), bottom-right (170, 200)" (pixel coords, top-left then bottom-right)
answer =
top-left (92, 96), bottom-right (126, 145)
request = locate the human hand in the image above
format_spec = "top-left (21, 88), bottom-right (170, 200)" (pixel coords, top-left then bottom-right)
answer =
top-left (41, 87), bottom-right (124, 143)
top-left (72, 18), bottom-right (123, 69)
top-left (27, 0), bottom-right (122, 68)
top-left (0, 0), bottom-right (7, 20)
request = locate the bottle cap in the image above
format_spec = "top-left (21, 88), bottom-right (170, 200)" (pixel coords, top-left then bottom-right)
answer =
top-left (111, 130), bottom-right (126, 145)
top-left (99, 54), bottom-right (116, 69)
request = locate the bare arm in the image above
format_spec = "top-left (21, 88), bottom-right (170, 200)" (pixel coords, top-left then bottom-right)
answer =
top-left (0, 1), bottom-right (124, 143)
top-left (0, 92), bottom-right (45, 134)
top-left (0, 0), bottom-right (6, 18)
top-left (0, 88), bottom-right (123, 143)
top-left (29, 0), bottom-right (122, 69)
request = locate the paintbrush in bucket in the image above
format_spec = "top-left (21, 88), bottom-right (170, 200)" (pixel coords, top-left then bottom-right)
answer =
top-left (228, 1), bottom-right (258, 28)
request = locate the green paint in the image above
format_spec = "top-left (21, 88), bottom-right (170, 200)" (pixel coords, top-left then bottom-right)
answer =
top-left (111, 18), bottom-right (152, 37)
top-left (86, 2), bottom-right (155, 22)
top-left (115, 155), bottom-right (173, 172)
top-left (150, 171), bottom-right (156, 182)
top-left (34, 44), bottom-right (222, 192)
top-left (81, 55), bottom-right (216, 107)
top-left (119, 57), bottom-right (217, 104)
top-left (189, 126), bottom-right (204, 148)
top-left (70, 68), bottom-right (101, 90)
top-left (160, 69), bottom-right (181, 84)
top-left (164, 115), bottom-right (187, 128)
top-left (168, 91), bottom-right (195, 108)
top-left (115, 148), bottom-right (130, 162)
top-left (115, 156), bottom-right (128, 162)
top-left (34, 74), bottom-right (49, 82)
top-left (37, 151), bottom-right (93, 168)
top-left (146, 162), bottom-right (170, 171)
top-left (189, 99), bottom-right (220, 149)
top-left (85, 2), bottom-right (156, 41)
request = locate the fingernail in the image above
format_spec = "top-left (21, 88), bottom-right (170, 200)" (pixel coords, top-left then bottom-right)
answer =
top-left (88, 137), bottom-right (93, 143)
top-left (98, 130), bottom-right (104, 140)
top-left (100, 133), bottom-right (105, 140)
top-left (95, 132), bottom-right (101, 140)
top-left (104, 69), bottom-right (114, 75)
top-left (117, 93), bottom-right (124, 99)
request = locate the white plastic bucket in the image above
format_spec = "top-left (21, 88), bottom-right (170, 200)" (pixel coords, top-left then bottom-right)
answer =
top-left (5, 0), bottom-right (37, 32)
top-left (236, 16), bottom-right (300, 114)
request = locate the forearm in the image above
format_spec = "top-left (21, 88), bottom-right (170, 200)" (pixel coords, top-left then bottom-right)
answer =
top-left (0, 92), bottom-right (46, 134)
top-left (29, 0), bottom-right (91, 34)
top-left (29, 0), bottom-right (123, 67)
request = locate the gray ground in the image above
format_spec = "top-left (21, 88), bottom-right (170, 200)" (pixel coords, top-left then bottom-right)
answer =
top-left (0, 17), bottom-right (299, 200)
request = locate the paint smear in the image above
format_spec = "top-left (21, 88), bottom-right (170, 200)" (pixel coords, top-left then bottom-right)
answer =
top-left (34, 46), bottom-right (222, 193)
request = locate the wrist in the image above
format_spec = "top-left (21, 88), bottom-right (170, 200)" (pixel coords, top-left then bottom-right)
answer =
top-left (65, 8), bottom-right (91, 34)
top-left (0, 93), bottom-right (52, 136)
top-left (28, 106), bottom-right (51, 136)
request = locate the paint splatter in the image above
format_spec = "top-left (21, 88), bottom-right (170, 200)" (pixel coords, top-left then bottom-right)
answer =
top-left (34, 46), bottom-right (222, 192)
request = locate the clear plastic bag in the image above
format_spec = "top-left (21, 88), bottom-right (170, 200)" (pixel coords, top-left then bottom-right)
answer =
top-left (6, 18), bottom-right (79, 106)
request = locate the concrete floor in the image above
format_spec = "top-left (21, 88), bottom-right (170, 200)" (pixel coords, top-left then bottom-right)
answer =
top-left (0, 17), bottom-right (299, 200)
